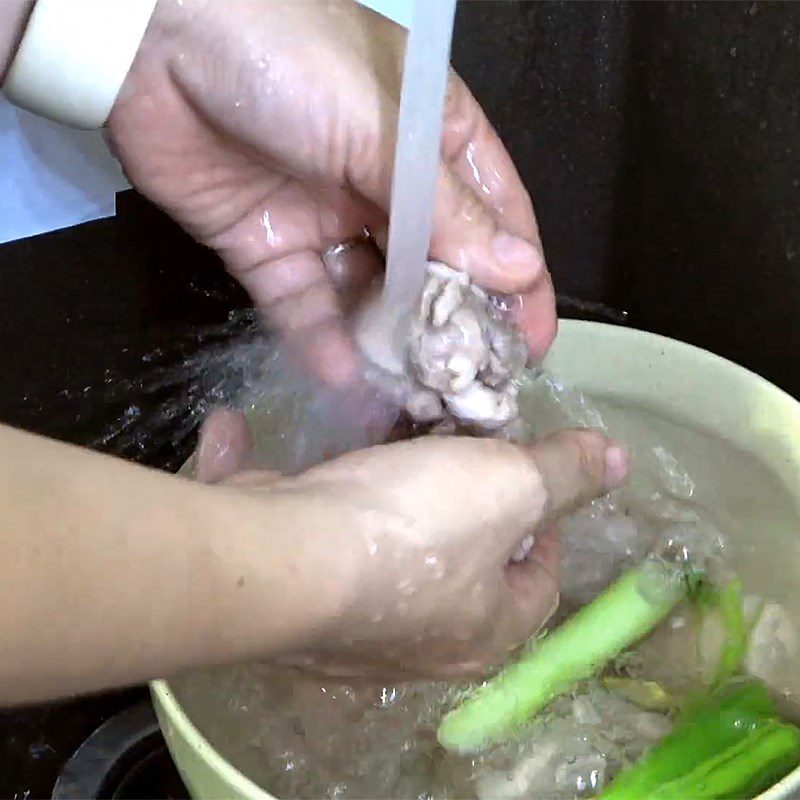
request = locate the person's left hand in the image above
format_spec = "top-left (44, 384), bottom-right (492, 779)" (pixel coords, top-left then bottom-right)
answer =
top-left (107, 0), bottom-right (556, 388)
top-left (192, 408), bottom-right (628, 680)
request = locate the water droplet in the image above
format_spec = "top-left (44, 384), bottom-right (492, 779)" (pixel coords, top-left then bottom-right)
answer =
top-left (29, 742), bottom-right (54, 759)
top-left (379, 686), bottom-right (397, 707)
top-left (465, 141), bottom-right (491, 196)
top-left (424, 553), bottom-right (446, 579)
top-left (261, 210), bottom-right (280, 248)
top-left (511, 534), bottom-right (535, 563)
top-left (730, 46), bottom-right (737, 57)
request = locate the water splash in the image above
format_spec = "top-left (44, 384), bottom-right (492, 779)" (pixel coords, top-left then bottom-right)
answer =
top-left (91, 309), bottom-right (267, 468)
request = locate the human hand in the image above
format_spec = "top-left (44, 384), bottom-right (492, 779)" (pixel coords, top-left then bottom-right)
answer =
top-left (194, 409), bottom-right (629, 680)
top-left (108, 0), bottom-right (556, 388)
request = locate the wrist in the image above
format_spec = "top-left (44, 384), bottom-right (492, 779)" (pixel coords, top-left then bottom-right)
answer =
top-left (200, 483), bottom-right (360, 664)
top-left (0, 0), bottom-right (33, 83)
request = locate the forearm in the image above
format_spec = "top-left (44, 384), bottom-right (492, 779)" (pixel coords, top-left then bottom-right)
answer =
top-left (0, 424), bottom-right (349, 706)
top-left (0, 0), bottom-right (33, 83)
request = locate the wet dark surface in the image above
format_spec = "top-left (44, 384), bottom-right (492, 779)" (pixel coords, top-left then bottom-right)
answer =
top-left (50, 703), bottom-right (188, 800)
top-left (0, 192), bottom-right (250, 471)
top-left (1, 2), bottom-right (799, 798)
top-left (10, 696), bottom-right (188, 800)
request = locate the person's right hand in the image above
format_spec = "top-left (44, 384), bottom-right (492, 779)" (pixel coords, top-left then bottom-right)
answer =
top-left (108, 0), bottom-right (556, 388)
top-left (195, 410), bottom-right (629, 680)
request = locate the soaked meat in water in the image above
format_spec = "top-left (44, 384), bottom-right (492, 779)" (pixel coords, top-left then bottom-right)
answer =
top-left (633, 594), bottom-right (800, 713)
top-left (472, 686), bottom-right (672, 800)
top-left (745, 602), bottom-right (800, 700)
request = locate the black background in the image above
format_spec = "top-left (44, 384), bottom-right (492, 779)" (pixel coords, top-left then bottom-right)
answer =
top-left (453, 0), bottom-right (800, 396)
top-left (2, 2), bottom-right (799, 798)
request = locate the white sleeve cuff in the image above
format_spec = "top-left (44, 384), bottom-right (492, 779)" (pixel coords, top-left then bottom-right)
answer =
top-left (3, 0), bottom-right (158, 130)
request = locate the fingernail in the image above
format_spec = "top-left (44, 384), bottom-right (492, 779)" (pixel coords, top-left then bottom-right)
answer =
top-left (542, 592), bottom-right (560, 630)
top-left (604, 442), bottom-right (630, 488)
top-left (492, 232), bottom-right (544, 279)
top-left (511, 534), bottom-right (535, 563)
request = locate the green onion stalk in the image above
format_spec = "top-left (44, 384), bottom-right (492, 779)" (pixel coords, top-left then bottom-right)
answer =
top-left (437, 556), bottom-right (687, 753)
top-left (599, 681), bottom-right (800, 800)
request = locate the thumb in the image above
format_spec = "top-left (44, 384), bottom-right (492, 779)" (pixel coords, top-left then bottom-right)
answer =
top-left (427, 167), bottom-right (546, 294)
top-left (356, 155), bottom-right (545, 296)
top-left (195, 408), bottom-right (256, 484)
top-left (350, 98), bottom-right (543, 295)
top-left (525, 429), bottom-right (630, 519)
